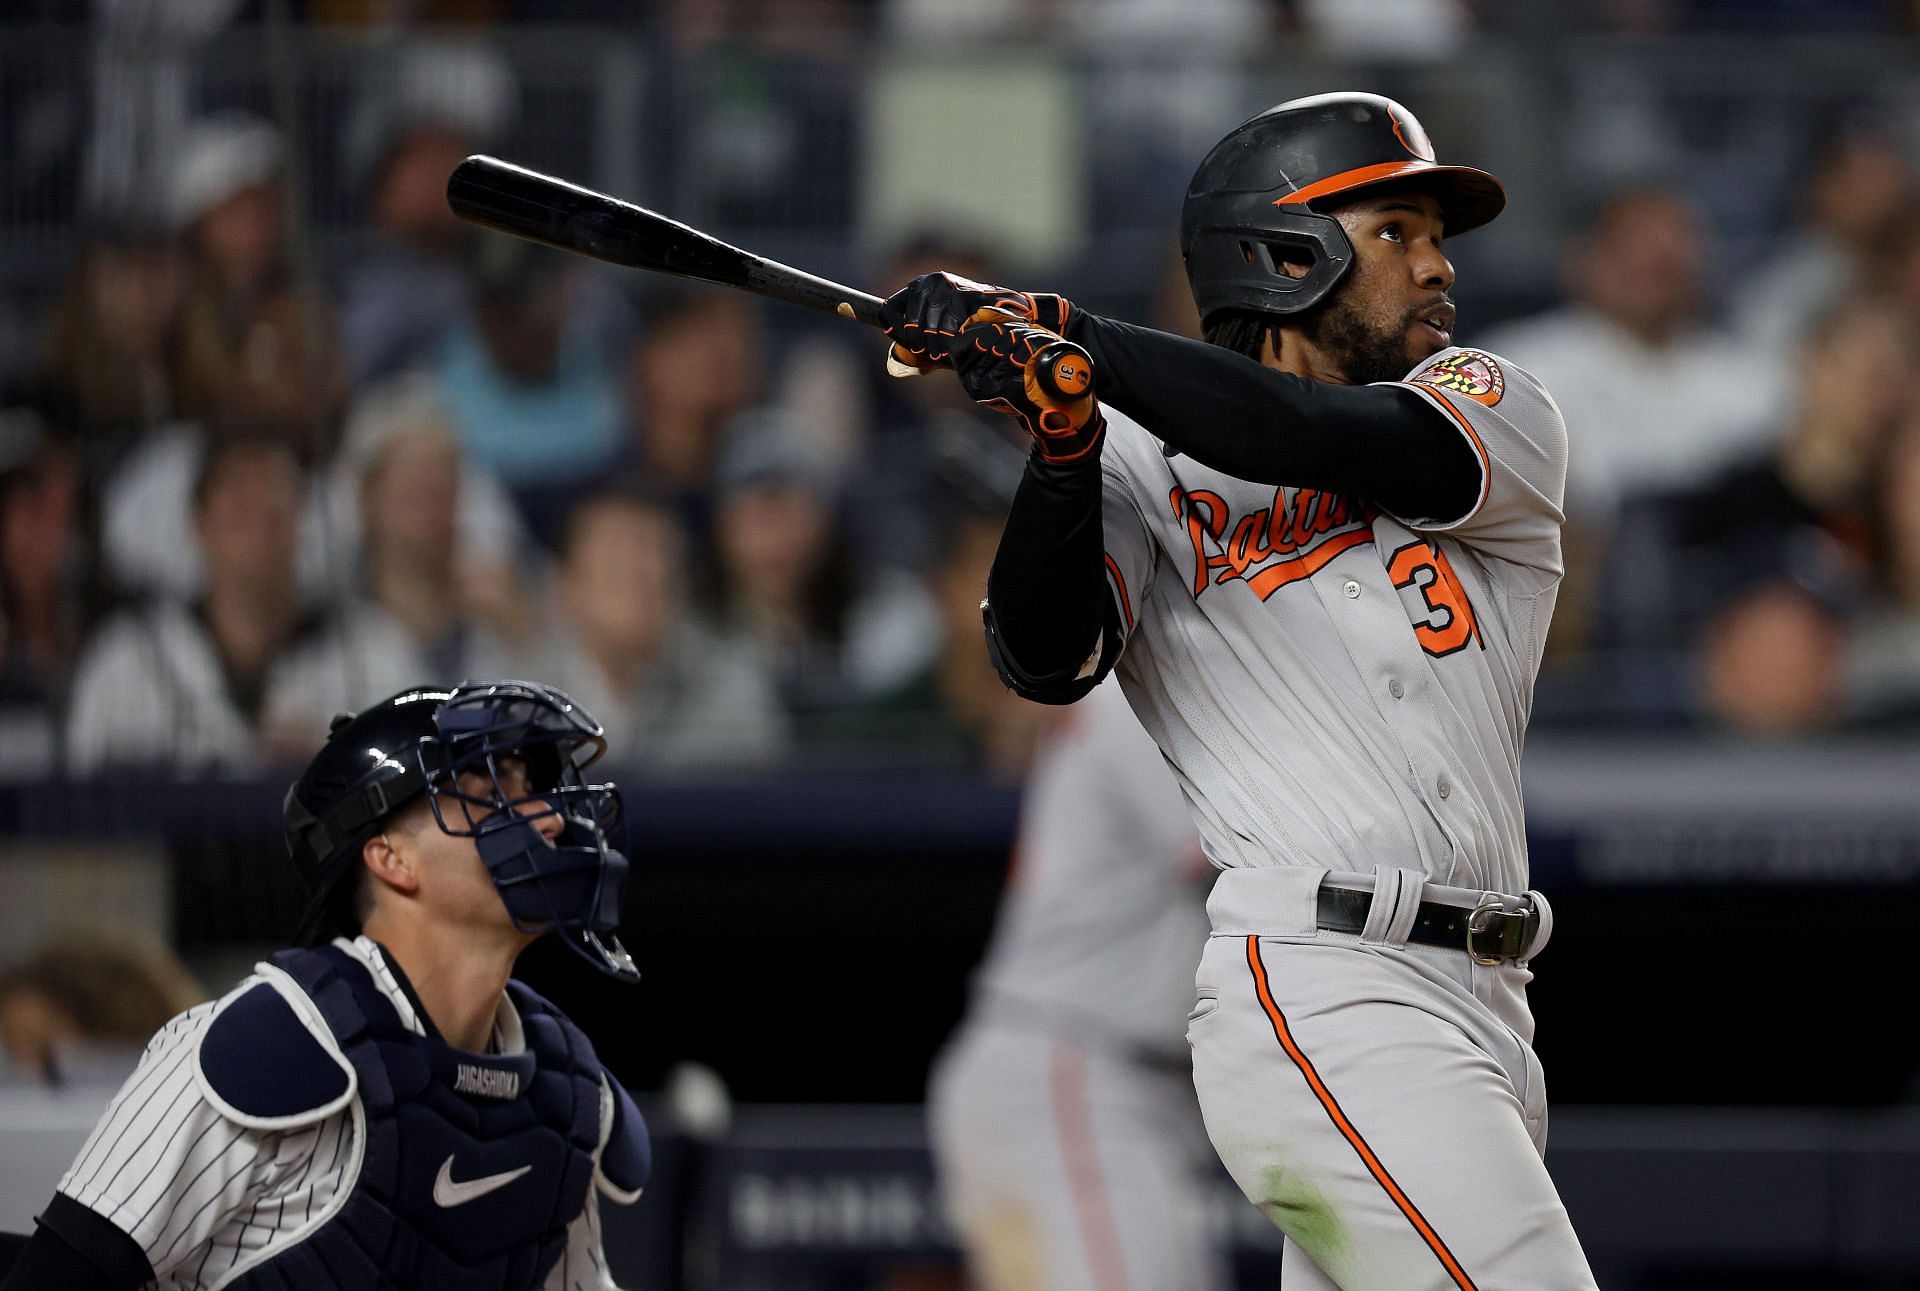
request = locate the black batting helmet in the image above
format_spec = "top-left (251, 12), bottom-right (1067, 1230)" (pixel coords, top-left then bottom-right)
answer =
top-left (1180, 92), bottom-right (1506, 329)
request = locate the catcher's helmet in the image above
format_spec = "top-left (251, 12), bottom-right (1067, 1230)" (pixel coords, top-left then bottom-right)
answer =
top-left (284, 680), bottom-right (638, 981)
top-left (1180, 92), bottom-right (1506, 329)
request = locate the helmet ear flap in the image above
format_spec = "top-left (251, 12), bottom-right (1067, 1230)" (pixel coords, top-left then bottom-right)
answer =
top-left (1182, 202), bottom-right (1356, 331)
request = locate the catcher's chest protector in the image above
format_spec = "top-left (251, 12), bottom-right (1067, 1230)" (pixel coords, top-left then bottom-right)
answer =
top-left (224, 946), bottom-right (605, 1291)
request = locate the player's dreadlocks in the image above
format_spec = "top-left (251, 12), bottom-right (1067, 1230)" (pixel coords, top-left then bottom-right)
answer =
top-left (1203, 309), bottom-right (1283, 363)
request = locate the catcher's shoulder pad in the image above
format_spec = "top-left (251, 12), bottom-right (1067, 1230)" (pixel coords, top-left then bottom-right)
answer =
top-left (595, 1076), bottom-right (651, 1204)
top-left (193, 967), bottom-right (356, 1130)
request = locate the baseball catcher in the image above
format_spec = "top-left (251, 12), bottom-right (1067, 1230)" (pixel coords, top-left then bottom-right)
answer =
top-left (1, 681), bottom-right (649, 1291)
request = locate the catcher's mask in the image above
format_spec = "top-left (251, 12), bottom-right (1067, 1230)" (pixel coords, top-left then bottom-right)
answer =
top-left (284, 680), bottom-right (638, 981)
top-left (1180, 91), bottom-right (1506, 331)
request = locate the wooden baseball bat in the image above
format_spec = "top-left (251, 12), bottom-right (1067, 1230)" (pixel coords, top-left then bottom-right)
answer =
top-left (446, 154), bottom-right (885, 325)
top-left (444, 154), bottom-right (1092, 399)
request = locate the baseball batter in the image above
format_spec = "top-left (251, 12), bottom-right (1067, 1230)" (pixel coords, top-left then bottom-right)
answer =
top-left (0, 681), bottom-right (649, 1291)
top-left (928, 678), bottom-right (1227, 1291)
top-left (884, 93), bottom-right (1597, 1289)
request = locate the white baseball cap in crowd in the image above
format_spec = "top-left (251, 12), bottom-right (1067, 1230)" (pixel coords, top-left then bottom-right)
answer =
top-left (170, 113), bottom-right (284, 231)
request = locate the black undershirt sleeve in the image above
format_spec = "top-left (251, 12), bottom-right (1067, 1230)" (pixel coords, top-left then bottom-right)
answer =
top-left (1064, 312), bottom-right (1481, 522)
top-left (0, 1195), bottom-right (154, 1291)
top-left (985, 453), bottom-right (1118, 702)
top-left (983, 312), bottom-right (1483, 692)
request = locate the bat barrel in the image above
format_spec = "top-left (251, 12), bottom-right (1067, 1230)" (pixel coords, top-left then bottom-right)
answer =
top-left (448, 154), bottom-right (886, 328)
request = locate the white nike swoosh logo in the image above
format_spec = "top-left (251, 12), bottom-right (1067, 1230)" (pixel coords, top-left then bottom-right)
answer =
top-left (433, 1156), bottom-right (533, 1208)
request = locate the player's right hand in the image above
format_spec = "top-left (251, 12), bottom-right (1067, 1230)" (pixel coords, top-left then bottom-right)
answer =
top-left (950, 313), bottom-right (1104, 465)
top-left (881, 272), bottom-right (1075, 374)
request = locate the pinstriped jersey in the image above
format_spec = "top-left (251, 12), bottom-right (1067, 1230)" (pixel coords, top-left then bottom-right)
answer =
top-left (1096, 347), bottom-right (1566, 897)
top-left (55, 937), bottom-right (625, 1291)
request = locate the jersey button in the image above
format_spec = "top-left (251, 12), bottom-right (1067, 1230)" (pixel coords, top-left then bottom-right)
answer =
top-left (1437, 776), bottom-right (1452, 799)
top-left (1342, 580), bottom-right (1361, 599)
top-left (1388, 679), bottom-right (1405, 699)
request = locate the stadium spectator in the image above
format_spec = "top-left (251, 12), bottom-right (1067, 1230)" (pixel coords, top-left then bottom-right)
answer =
top-left (0, 409), bottom-right (90, 779)
top-left (99, 417), bottom-right (345, 607)
top-left (335, 40), bottom-right (521, 387)
top-left (525, 486), bottom-right (790, 769)
top-left (700, 410), bottom-right (937, 725)
top-left (0, 932), bottom-right (202, 1088)
top-left (34, 221), bottom-right (182, 455)
top-left (1480, 184), bottom-right (1780, 655)
top-left (1479, 185), bottom-right (1778, 522)
top-left (1698, 575), bottom-right (1852, 736)
top-left (1599, 291), bottom-right (1909, 655)
top-left (436, 234), bottom-right (625, 543)
top-left (626, 287), bottom-right (768, 541)
top-left (1733, 123), bottom-right (1913, 359)
top-left (774, 234), bottom-right (1015, 572)
top-left (169, 114), bottom-right (347, 451)
top-left (777, 233), bottom-right (1001, 462)
top-left (336, 374), bottom-right (529, 683)
top-left (337, 116), bottom-right (479, 387)
top-left (66, 433), bottom-right (420, 775)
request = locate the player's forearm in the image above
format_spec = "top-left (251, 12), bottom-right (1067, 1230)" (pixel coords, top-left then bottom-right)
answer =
top-left (1065, 313), bottom-right (1479, 519)
top-left (985, 454), bottom-right (1111, 697)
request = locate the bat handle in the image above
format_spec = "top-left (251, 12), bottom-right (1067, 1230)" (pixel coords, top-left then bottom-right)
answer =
top-left (1030, 339), bottom-right (1095, 406)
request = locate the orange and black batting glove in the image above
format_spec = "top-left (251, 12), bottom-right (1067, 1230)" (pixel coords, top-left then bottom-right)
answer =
top-left (950, 315), bottom-right (1103, 465)
top-left (880, 271), bottom-right (1074, 374)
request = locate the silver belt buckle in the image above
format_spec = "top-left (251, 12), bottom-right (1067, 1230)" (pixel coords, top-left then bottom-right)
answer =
top-left (1466, 894), bottom-right (1533, 966)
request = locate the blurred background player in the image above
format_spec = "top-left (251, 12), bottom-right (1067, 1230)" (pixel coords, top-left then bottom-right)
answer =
top-left (0, 932), bottom-right (203, 1089)
top-left (0, 680), bottom-right (650, 1291)
top-left (928, 679), bottom-right (1228, 1291)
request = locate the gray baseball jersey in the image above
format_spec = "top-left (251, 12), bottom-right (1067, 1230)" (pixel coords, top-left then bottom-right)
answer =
top-left (1097, 346), bottom-right (1565, 897)
top-left (53, 937), bottom-right (628, 1290)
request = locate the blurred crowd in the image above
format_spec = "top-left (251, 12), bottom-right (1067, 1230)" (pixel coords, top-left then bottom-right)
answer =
top-left (1487, 126), bottom-right (1920, 737)
top-left (0, 95), bottom-right (1079, 782)
top-left (4, 13), bottom-right (1920, 789)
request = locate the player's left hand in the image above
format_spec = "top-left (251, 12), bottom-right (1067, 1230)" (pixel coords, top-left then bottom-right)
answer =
top-left (950, 313), bottom-right (1103, 465)
top-left (881, 271), bottom-right (1075, 375)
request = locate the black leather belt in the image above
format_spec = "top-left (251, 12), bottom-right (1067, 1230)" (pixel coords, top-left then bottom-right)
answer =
top-left (1315, 885), bottom-right (1540, 964)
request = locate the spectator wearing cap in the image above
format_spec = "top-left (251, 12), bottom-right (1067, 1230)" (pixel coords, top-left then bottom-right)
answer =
top-left (435, 234), bottom-right (625, 543)
top-left (523, 486), bottom-right (790, 770)
top-left (66, 433), bottom-right (423, 776)
top-left (699, 411), bottom-right (938, 728)
top-left (170, 114), bottom-right (346, 450)
top-left (331, 373), bottom-right (530, 682)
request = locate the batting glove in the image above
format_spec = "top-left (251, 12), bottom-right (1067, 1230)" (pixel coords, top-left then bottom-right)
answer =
top-left (881, 271), bottom-right (1074, 374)
top-left (951, 314), bottom-right (1103, 465)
